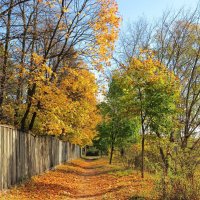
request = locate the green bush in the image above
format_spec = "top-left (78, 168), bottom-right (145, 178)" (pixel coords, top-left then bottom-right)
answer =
top-left (86, 147), bottom-right (99, 156)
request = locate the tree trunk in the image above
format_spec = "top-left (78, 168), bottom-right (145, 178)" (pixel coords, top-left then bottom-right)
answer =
top-left (14, 2), bottom-right (30, 125)
top-left (29, 101), bottom-right (41, 131)
top-left (159, 147), bottom-right (169, 175)
top-left (141, 132), bottom-right (145, 178)
top-left (138, 87), bottom-right (145, 178)
top-left (0, 0), bottom-right (13, 119)
top-left (20, 83), bottom-right (36, 131)
top-left (109, 144), bottom-right (114, 164)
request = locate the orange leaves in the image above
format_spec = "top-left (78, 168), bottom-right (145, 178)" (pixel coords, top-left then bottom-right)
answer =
top-left (91, 0), bottom-right (120, 67)
top-left (58, 67), bottom-right (101, 145)
top-left (125, 55), bottom-right (180, 91)
top-left (27, 62), bottom-right (101, 145)
top-left (32, 52), bottom-right (44, 65)
top-left (0, 158), bottom-right (155, 200)
top-left (13, 52), bottom-right (100, 144)
top-left (62, 6), bottom-right (69, 13)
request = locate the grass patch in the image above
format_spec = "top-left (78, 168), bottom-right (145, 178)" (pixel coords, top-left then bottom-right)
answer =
top-left (81, 155), bottom-right (100, 160)
top-left (109, 168), bottom-right (133, 177)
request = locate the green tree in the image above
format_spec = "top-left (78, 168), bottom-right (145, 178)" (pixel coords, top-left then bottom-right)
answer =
top-left (97, 78), bottom-right (139, 164)
top-left (118, 54), bottom-right (180, 177)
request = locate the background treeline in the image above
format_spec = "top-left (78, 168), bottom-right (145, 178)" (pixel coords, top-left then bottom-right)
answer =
top-left (95, 6), bottom-right (200, 200)
top-left (0, 0), bottom-right (120, 145)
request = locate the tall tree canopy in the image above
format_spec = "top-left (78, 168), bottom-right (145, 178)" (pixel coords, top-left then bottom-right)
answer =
top-left (0, 0), bottom-right (120, 145)
top-left (118, 9), bottom-right (200, 149)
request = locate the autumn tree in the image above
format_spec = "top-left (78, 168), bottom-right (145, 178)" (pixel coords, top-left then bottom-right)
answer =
top-left (0, 0), bottom-right (120, 145)
top-left (117, 6), bottom-right (200, 197)
top-left (112, 53), bottom-right (180, 177)
top-left (118, 7), bottom-right (200, 150)
top-left (12, 53), bottom-right (101, 145)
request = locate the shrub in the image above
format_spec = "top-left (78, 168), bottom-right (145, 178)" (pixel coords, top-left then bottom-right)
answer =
top-left (86, 147), bottom-right (99, 156)
top-left (119, 144), bottom-right (141, 169)
top-left (157, 173), bottom-right (200, 200)
top-left (157, 146), bottom-right (200, 200)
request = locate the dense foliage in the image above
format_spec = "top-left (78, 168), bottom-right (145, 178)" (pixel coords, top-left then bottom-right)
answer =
top-left (95, 6), bottom-right (200, 199)
top-left (0, 1), bottom-right (200, 199)
top-left (0, 0), bottom-right (120, 145)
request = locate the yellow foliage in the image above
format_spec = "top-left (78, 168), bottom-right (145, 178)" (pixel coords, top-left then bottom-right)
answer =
top-left (20, 55), bottom-right (101, 146)
top-left (91, 0), bottom-right (120, 68)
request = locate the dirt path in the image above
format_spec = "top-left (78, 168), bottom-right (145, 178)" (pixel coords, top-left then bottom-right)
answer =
top-left (0, 158), bottom-right (154, 200)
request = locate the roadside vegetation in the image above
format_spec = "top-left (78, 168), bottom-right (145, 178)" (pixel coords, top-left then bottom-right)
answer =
top-left (94, 6), bottom-right (200, 200)
top-left (0, 0), bottom-right (199, 199)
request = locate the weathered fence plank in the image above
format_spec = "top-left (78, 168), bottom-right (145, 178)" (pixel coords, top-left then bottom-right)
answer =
top-left (0, 124), bottom-right (80, 190)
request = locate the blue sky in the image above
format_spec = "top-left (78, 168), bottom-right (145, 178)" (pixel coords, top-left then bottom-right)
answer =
top-left (117, 0), bottom-right (199, 25)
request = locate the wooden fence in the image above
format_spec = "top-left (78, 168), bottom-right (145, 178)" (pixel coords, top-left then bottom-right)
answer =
top-left (0, 124), bottom-right (80, 190)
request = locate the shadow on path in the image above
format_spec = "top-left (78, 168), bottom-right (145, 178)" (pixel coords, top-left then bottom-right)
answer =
top-left (56, 167), bottom-right (120, 177)
top-left (61, 185), bottom-right (128, 198)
